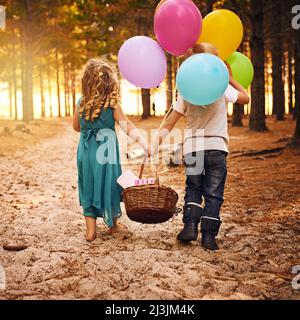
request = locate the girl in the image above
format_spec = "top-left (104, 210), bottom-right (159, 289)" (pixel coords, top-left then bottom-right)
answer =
top-left (73, 59), bottom-right (148, 242)
top-left (150, 43), bottom-right (250, 251)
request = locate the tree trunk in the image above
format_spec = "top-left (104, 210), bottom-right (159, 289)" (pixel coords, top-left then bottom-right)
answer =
top-left (166, 53), bottom-right (173, 111)
top-left (288, 42), bottom-right (294, 116)
top-left (63, 64), bottom-right (67, 116)
top-left (249, 0), bottom-right (268, 131)
top-left (12, 42), bottom-right (18, 120)
top-left (67, 64), bottom-right (70, 116)
top-left (47, 66), bottom-right (53, 117)
top-left (271, 3), bottom-right (285, 121)
top-left (138, 18), bottom-right (151, 119)
top-left (55, 49), bottom-right (61, 117)
top-left (294, 30), bottom-right (300, 141)
top-left (232, 103), bottom-right (244, 127)
top-left (265, 53), bottom-right (270, 114)
top-left (141, 89), bottom-right (151, 119)
top-left (9, 81), bottom-right (13, 118)
top-left (21, 1), bottom-right (34, 123)
top-left (64, 61), bottom-right (71, 117)
top-left (71, 67), bottom-right (76, 115)
top-left (22, 42), bottom-right (34, 122)
top-left (39, 67), bottom-right (45, 118)
top-left (21, 36), bottom-right (25, 120)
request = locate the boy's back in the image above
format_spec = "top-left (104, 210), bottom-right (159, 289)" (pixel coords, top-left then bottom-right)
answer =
top-left (173, 85), bottom-right (238, 154)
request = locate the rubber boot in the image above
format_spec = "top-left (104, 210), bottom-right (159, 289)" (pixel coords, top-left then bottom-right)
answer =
top-left (201, 217), bottom-right (222, 251)
top-left (177, 204), bottom-right (202, 242)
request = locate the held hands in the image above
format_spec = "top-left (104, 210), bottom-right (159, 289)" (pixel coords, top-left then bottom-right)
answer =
top-left (146, 146), bottom-right (152, 158)
top-left (145, 145), bottom-right (155, 159)
top-left (143, 144), bottom-right (158, 160)
top-left (137, 136), bottom-right (156, 160)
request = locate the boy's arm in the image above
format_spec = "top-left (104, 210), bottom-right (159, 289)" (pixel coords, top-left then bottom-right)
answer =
top-left (150, 109), bottom-right (183, 156)
top-left (114, 105), bottom-right (149, 152)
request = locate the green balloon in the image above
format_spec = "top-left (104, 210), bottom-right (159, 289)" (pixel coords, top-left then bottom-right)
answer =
top-left (226, 52), bottom-right (254, 89)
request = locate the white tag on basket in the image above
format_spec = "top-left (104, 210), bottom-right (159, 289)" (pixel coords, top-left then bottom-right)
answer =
top-left (117, 170), bottom-right (139, 189)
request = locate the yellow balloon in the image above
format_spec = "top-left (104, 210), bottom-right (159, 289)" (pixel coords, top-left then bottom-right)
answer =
top-left (197, 9), bottom-right (244, 61)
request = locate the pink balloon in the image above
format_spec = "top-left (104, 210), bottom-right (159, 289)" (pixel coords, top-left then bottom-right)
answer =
top-left (118, 36), bottom-right (167, 89)
top-left (154, 0), bottom-right (202, 56)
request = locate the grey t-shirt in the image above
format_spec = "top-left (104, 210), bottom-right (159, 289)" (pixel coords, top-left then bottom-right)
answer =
top-left (173, 85), bottom-right (238, 154)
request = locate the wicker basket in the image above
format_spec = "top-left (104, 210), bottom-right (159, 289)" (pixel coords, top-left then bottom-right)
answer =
top-left (122, 160), bottom-right (179, 224)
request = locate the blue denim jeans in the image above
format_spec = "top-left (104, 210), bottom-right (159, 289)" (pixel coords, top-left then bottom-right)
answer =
top-left (184, 150), bottom-right (227, 220)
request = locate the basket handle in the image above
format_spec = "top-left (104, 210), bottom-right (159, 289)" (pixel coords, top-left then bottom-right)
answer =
top-left (139, 156), bottom-right (160, 185)
top-left (138, 156), bottom-right (147, 179)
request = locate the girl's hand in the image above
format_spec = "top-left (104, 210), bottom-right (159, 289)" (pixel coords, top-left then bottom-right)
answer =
top-left (225, 62), bottom-right (233, 79)
top-left (229, 77), bottom-right (250, 105)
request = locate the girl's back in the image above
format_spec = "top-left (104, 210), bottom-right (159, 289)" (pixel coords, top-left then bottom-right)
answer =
top-left (75, 60), bottom-right (122, 230)
top-left (79, 107), bottom-right (115, 131)
top-left (73, 58), bottom-right (149, 242)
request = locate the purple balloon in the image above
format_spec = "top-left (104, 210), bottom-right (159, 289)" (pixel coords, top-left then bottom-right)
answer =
top-left (154, 0), bottom-right (202, 56)
top-left (118, 36), bottom-right (167, 89)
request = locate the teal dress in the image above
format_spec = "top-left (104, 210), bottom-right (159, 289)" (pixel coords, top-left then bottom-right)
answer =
top-left (77, 106), bottom-right (122, 227)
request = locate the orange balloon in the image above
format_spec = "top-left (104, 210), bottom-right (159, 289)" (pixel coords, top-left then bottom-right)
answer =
top-left (198, 9), bottom-right (244, 61)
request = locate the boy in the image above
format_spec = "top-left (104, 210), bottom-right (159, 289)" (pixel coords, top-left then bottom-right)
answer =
top-left (150, 43), bottom-right (250, 251)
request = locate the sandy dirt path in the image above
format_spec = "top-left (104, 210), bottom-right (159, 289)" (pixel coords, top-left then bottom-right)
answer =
top-left (0, 118), bottom-right (299, 300)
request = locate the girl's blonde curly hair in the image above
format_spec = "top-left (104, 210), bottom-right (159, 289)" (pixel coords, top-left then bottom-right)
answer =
top-left (79, 59), bottom-right (120, 122)
top-left (184, 43), bottom-right (219, 60)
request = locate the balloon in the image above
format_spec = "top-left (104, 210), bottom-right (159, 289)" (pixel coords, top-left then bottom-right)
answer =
top-left (197, 9), bottom-right (243, 61)
top-left (226, 52), bottom-right (254, 89)
top-left (155, 0), bottom-right (168, 13)
top-left (155, 0), bottom-right (193, 13)
top-left (154, 0), bottom-right (202, 56)
top-left (176, 53), bottom-right (229, 106)
top-left (118, 36), bottom-right (167, 89)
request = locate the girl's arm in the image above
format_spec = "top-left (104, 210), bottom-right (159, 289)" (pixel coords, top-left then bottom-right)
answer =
top-left (114, 105), bottom-right (148, 152)
top-left (150, 109), bottom-right (183, 156)
top-left (230, 77), bottom-right (250, 105)
top-left (226, 63), bottom-right (250, 105)
top-left (73, 108), bottom-right (80, 132)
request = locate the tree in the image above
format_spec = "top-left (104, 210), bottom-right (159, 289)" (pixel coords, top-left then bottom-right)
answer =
top-left (2, 0), bottom-right (63, 121)
top-left (20, 0), bottom-right (34, 122)
top-left (55, 49), bottom-right (62, 117)
top-left (288, 40), bottom-right (294, 117)
top-left (293, 25), bottom-right (300, 142)
top-left (0, 23), bottom-right (18, 119)
top-left (39, 64), bottom-right (45, 118)
top-left (270, 0), bottom-right (285, 121)
top-left (231, 40), bottom-right (249, 127)
top-left (232, 103), bottom-right (244, 126)
top-left (249, 0), bottom-right (268, 131)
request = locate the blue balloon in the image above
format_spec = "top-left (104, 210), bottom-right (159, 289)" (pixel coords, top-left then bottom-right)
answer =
top-left (176, 53), bottom-right (229, 106)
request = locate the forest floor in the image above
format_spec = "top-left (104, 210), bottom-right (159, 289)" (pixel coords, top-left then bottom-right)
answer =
top-left (0, 116), bottom-right (299, 300)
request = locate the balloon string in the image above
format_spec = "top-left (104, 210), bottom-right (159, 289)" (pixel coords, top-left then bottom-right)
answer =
top-left (155, 85), bottom-right (207, 110)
